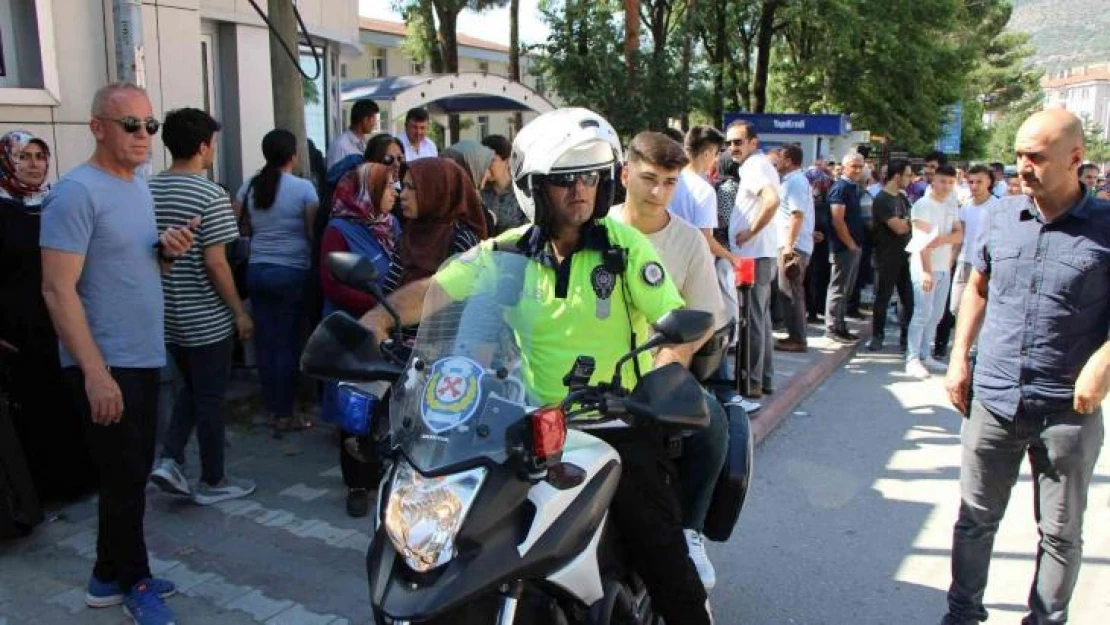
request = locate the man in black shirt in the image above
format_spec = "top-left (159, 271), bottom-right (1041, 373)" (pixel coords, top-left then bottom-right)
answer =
top-left (868, 159), bottom-right (914, 352)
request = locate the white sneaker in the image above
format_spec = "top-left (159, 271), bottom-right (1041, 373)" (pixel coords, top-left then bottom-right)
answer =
top-left (705, 598), bottom-right (715, 624)
top-left (684, 529), bottom-right (716, 593)
top-left (924, 357), bottom-right (948, 373)
top-left (150, 458), bottom-right (192, 497)
top-left (905, 358), bottom-right (931, 379)
top-left (722, 393), bottom-right (762, 415)
top-left (192, 476), bottom-right (256, 506)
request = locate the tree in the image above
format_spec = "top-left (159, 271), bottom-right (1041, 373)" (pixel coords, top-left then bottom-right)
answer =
top-left (396, 0), bottom-right (508, 143)
top-left (985, 88), bottom-right (1043, 163)
top-left (1082, 116), bottom-right (1110, 164)
top-left (509, 0), bottom-right (522, 135)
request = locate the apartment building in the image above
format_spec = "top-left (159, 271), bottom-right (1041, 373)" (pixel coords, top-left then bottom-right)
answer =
top-left (1042, 63), bottom-right (1110, 141)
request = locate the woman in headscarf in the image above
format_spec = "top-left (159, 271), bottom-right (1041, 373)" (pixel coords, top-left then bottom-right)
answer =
top-left (710, 150), bottom-right (741, 250)
top-left (441, 140), bottom-right (495, 233)
top-left (381, 157), bottom-right (488, 299)
top-left (0, 131), bottom-right (96, 508)
top-left (318, 161), bottom-right (400, 517)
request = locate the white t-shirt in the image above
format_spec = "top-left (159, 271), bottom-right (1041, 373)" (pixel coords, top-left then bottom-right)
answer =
top-left (777, 169), bottom-right (816, 256)
top-left (728, 151), bottom-right (781, 259)
top-left (326, 129), bottom-right (367, 168)
top-left (667, 170), bottom-right (718, 229)
top-left (909, 193), bottom-right (959, 274)
top-left (612, 207), bottom-right (728, 331)
top-left (399, 134), bottom-right (438, 161)
top-left (957, 195), bottom-right (996, 265)
top-left (992, 179), bottom-right (1008, 198)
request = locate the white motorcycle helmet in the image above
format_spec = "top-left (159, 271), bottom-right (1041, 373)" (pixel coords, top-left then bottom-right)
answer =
top-left (510, 107), bottom-right (624, 227)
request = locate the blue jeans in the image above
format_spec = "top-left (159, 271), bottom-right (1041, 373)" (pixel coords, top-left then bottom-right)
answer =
top-left (679, 389), bottom-right (730, 532)
top-left (247, 263), bottom-right (308, 418)
top-left (906, 269), bottom-right (951, 363)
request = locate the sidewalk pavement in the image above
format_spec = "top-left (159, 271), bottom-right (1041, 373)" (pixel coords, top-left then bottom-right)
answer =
top-left (0, 313), bottom-right (870, 624)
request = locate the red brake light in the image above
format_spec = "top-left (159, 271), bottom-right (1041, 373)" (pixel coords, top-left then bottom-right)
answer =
top-left (734, 257), bottom-right (756, 287)
top-left (531, 406), bottom-right (567, 459)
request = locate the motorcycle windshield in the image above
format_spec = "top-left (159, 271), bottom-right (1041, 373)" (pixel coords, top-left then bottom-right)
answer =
top-left (390, 250), bottom-right (540, 475)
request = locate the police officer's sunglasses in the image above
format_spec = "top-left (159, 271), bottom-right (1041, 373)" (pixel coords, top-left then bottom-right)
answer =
top-left (98, 116), bottom-right (161, 135)
top-left (545, 171), bottom-right (601, 188)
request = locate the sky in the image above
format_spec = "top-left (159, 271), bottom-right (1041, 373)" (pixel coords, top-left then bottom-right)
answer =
top-left (357, 0), bottom-right (551, 48)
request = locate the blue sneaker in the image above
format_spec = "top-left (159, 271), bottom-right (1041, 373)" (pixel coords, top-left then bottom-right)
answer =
top-left (86, 574), bottom-right (176, 608)
top-left (122, 580), bottom-right (177, 625)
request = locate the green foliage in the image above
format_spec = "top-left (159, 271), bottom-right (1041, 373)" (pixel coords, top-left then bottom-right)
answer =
top-left (985, 88), bottom-right (1044, 163)
top-left (1082, 117), bottom-right (1110, 164)
top-left (534, 0), bottom-right (684, 137)
top-left (302, 75), bottom-right (320, 105)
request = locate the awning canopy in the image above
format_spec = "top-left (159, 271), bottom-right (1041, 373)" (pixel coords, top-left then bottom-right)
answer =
top-left (341, 73), bottom-right (556, 132)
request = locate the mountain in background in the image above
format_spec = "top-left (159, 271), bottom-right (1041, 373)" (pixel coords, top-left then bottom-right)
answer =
top-left (1009, 0), bottom-right (1110, 72)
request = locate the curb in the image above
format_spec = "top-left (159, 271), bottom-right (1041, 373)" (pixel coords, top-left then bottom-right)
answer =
top-left (749, 324), bottom-right (871, 445)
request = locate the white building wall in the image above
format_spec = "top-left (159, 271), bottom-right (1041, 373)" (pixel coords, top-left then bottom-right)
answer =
top-left (0, 0), bottom-right (358, 188)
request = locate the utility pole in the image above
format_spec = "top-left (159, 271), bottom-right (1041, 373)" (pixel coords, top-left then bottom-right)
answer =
top-left (112, 0), bottom-right (146, 86)
top-left (267, 0), bottom-right (308, 177)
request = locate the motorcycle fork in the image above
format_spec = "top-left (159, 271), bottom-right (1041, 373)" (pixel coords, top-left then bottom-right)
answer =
top-left (496, 580), bottom-right (524, 625)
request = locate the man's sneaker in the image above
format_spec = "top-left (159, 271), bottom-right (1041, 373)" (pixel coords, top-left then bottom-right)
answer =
top-left (866, 339), bottom-right (883, 352)
top-left (906, 359), bottom-right (931, 379)
top-left (86, 575), bottom-right (176, 608)
top-left (684, 529), bottom-right (716, 593)
top-left (924, 356), bottom-right (948, 373)
top-left (775, 338), bottom-right (807, 353)
top-left (192, 476), bottom-right (256, 506)
top-left (826, 329), bottom-right (859, 344)
top-left (150, 458), bottom-right (192, 498)
top-left (122, 580), bottom-right (176, 625)
top-left (722, 393), bottom-right (762, 415)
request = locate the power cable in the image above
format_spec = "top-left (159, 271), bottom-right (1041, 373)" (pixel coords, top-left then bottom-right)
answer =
top-left (245, 0), bottom-right (322, 81)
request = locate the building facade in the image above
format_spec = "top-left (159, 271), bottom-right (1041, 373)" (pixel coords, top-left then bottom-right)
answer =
top-left (1042, 63), bottom-right (1110, 141)
top-left (344, 17), bottom-right (550, 144)
top-left (0, 0), bottom-right (360, 191)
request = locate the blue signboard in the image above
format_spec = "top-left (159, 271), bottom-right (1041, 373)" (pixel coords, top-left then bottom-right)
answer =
top-left (936, 103), bottom-right (962, 155)
top-left (722, 113), bottom-right (850, 137)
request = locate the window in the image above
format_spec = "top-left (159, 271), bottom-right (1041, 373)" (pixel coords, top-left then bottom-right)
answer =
top-left (478, 61), bottom-right (489, 74)
top-left (0, 0), bottom-right (59, 105)
top-left (340, 63), bottom-right (347, 79)
top-left (411, 60), bottom-right (424, 75)
top-left (370, 47), bottom-right (386, 78)
top-left (533, 73), bottom-right (547, 96)
top-left (478, 115), bottom-right (490, 139)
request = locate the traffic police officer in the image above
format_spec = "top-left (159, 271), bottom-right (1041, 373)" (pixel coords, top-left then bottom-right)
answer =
top-left (361, 107), bottom-right (713, 624)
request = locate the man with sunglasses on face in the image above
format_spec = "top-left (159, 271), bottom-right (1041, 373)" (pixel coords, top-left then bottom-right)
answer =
top-left (40, 83), bottom-right (195, 625)
top-left (362, 108), bottom-right (713, 624)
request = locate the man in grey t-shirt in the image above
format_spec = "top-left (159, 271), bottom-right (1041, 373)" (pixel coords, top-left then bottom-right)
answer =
top-left (40, 83), bottom-right (195, 624)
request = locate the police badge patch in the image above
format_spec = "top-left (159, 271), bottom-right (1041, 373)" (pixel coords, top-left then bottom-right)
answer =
top-left (590, 265), bottom-right (617, 319)
top-left (642, 261), bottom-right (665, 287)
top-left (420, 356), bottom-right (485, 434)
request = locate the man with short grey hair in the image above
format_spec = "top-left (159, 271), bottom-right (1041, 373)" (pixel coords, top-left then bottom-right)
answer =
top-left (943, 109), bottom-right (1109, 625)
top-left (824, 152), bottom-right (866, 343)
top-left (41, 83), bottom-right (193, 624)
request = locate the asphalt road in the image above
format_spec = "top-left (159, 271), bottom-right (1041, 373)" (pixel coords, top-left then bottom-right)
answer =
top-left (707, 349), bottom-right (1110, 624)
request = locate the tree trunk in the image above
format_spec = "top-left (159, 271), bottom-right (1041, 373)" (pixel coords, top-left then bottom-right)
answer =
top-left (267, 0), bottom-right (308, 177)
top-left (418, 0), bottom-right (445, 73)
top-left (435, 3), bottom-right (461, 143)
top-left (624, 0), bottom-right (640, 79)
top-left (679, 0), bottom-right (698, 130)
top-left (510, 0), bottom-right (522, 134)
top-left (752, 0), bottom-right (781, 113)
top-left (712, 0), bottom-right (726, 124)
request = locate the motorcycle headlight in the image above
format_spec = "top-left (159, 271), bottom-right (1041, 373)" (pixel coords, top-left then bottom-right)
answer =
top-left (384, 461), bottom-right (486, 573)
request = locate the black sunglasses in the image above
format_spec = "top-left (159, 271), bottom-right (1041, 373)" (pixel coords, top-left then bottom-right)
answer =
top-left (545, 171), bottom-right (601, 188)
top-left (100, 116), bottom-right (160, 135)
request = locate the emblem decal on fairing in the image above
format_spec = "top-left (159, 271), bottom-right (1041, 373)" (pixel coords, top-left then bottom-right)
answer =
top-left (420, 356), bottom-right (484, 433)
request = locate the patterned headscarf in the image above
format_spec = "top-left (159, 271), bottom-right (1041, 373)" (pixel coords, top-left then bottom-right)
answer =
top-left (329, 162), bottom-right (398, 254)
top-left (0, 130), bottom-right (51, 206)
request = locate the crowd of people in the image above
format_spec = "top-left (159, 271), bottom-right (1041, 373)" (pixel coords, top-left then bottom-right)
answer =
top-left (0, 81), bottom-right (1107, 625)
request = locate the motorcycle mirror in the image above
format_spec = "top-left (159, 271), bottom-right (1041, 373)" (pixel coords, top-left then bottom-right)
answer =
top-left (652, 309), bottom-right (714, 345)
top-left (328, 252), bottom-right (380, 290)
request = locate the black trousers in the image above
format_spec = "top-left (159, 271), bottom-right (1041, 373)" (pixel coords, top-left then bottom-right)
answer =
top-left (66, 367), bottom-right (160, 590)
top-left (599, 430), bottom-right (710, 625)
top-left (934, 289), bottom-right (956, 355)
top-left (872, 253), bottom-right (914, 347)
top-left (805, 237), bottom-right (831, 319)
top-left (164, 338), bottom-right (234, 486)
top-left (6, 349), bottom-right (95, 501)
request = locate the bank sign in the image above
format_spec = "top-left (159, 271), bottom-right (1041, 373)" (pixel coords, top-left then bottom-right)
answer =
top-left (722, 113), bottom-right (851, 136)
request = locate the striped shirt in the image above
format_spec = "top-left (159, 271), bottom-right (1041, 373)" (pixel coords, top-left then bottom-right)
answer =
top-left (150, 172), bottom-right (240, 347)
top-left (382, 223), bottom-right (481, 342)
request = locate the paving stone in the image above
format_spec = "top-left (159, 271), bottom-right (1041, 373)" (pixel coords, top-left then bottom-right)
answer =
top-left (45, 587), bottom-right (87, 614)
top-left (186, 575), bottom-right (253, 607)
top-left (225, 589), bottom-right (294, 621)
top-left (265, 603), bottom-right (339, 625)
